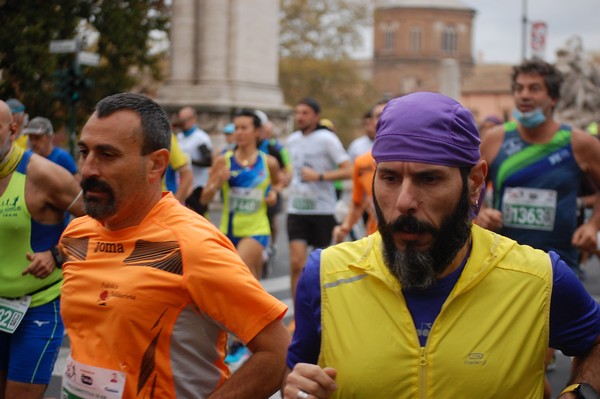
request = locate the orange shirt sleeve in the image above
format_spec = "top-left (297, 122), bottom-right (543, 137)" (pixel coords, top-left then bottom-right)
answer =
top-left (182, 226), bottom-right (287, 344)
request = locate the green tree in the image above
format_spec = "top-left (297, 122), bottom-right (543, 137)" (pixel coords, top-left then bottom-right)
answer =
top-left (280, 0), bottom-right (369, 60)
top-left (0, 0), bottom-right (169, 147)
top-left (279, 0), bottom-right (377, 144)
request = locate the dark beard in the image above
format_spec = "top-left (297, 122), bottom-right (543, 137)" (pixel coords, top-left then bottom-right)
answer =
top-left (374, 181), bottom-right (472, 290)
top-left (81, 177), bottom-right (117, 221)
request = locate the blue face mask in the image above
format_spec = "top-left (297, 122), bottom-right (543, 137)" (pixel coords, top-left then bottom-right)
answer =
top-left (512, 108), bottom-right (546, 128)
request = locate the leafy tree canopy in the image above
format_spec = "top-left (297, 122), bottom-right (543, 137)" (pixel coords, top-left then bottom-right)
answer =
top-left (280, 0), bottom-right (370, 60)
top-left (279, 0), bottom-right (377, 144)
top-left (0, 0), bottom-right (169, 141)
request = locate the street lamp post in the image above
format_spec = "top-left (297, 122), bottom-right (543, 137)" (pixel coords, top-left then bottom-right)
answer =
top-left (521, 0), bottom-right (528, 61)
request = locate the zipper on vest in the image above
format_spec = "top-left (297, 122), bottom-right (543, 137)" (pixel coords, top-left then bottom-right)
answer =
top-left (419, 346), bottom-right (427, 398)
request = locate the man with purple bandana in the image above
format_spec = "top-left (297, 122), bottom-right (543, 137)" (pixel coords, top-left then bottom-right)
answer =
top-left (282, 92), bottom-right (600, 399)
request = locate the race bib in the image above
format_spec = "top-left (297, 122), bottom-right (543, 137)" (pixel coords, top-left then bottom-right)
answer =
top-left (290, 185), bottom-right (318, 211)
top-left (502, 187), bottom-right (557, 231)
top-left (0, 295), bottom-right (31, 334)
top-left (62, 356), bottom-right (126, 399)
top-left (229, 187), bottom-right (262, 214)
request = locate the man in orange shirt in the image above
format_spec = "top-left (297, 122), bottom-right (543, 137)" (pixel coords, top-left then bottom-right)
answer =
top-left (59, 93), bottom-right (290, 398)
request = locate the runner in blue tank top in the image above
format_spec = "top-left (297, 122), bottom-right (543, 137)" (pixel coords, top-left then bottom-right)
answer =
top-left (479, 59), bottom-right (600, 274)
top-left (201, 109), bottom-right (280, 279)
top-left (478, 59), bottom-right (600, 399)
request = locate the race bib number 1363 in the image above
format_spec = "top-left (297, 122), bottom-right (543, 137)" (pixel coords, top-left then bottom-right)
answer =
top-left (502, 187), bottom-right (557, 231)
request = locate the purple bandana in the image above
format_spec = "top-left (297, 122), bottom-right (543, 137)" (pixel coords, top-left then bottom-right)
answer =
top-left (372, 92), bottom-right (480, 167)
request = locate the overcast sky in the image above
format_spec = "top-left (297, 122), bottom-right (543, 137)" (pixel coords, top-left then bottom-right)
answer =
top-left (354, 0), bottom-right (600, 64)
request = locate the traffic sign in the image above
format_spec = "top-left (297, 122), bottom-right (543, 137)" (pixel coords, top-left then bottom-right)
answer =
top-left (49, 40), bottom-right (78, 54)
top-left (530, 21), bottom-right (547, 59)
top-left (78, 51), bottom-right (100, 67)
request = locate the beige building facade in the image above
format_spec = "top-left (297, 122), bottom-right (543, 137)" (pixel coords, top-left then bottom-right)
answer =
top-left (157, 0), bottom-right (289, 134)
top-left (461, 63), bottom-right (514, 123)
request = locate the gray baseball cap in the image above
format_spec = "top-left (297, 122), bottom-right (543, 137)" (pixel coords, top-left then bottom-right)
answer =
top-left (23, 117), bottom-right (54, 135)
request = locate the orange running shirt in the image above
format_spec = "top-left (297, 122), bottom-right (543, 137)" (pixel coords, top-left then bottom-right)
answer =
top-left (351, 152), bottom-right (377, 235)
top-left (59, 193), bottom-right (287, 398)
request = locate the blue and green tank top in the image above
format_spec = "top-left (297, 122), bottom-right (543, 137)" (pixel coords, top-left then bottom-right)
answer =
top-left (489, 121), bottom-right (582, 269)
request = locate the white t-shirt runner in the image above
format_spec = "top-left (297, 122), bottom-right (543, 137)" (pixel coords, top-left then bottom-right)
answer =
top-left (286, 128), bottom-right (350, 215)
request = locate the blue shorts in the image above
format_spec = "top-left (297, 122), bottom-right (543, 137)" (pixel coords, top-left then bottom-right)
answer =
top-left (228, 235), bottom-right (270, 249)
top-left (0, 298), bottom-right (64, 384)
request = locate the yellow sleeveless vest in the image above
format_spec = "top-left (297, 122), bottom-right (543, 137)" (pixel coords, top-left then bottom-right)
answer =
top-left (319, 225), bottom-right (551, 398)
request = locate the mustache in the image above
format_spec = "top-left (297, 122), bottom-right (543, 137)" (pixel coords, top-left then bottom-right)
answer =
top-left (388, 214), bottom-right (437, 236)
top-left (81, 177), bottom-right (113, 195)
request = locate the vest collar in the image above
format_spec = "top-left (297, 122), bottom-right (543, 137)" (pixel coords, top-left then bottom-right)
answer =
top-left (348, 225), bottom-right (517, 296)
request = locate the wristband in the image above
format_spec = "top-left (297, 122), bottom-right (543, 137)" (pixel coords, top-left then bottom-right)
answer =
top-left (319, 173), bottom-right (324, 181)
top-left (50, 246), bottom-right (65, 269)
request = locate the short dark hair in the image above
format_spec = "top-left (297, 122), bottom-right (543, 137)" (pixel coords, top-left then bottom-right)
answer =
top-left (297, 97), bottom-right (321, 114)
top-left (94, 93), bottom-right (171, 155)
top-left (235, 109), bottom-right (261, 128)
top-left (365, 99), bottom-right (389, 119)
top-left (511, 59), bottom-right (563, 100)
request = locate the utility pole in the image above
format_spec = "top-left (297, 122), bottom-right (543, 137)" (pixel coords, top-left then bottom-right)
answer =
top-left (521, 0), bottom-right (528, 61)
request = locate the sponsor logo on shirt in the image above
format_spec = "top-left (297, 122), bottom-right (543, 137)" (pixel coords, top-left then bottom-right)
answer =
top-left (464, 352), bottom-right (487, 366)
top-left (97, 282), bottom-right (136, 306)
top-left (0, 195), bottom-right (21, 217)
top-left (94, 241), bottom-right (125, 253)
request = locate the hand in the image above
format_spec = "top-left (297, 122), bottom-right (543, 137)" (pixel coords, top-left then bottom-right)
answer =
top-left (283, 363), bottom-right (337, 399)
top-left (572, 222), bottom-right (598, 252)
top-left (300, 167), bottom-right (320, 182)
top-left (217, 169), bottom-right (231, 186)
top-left (266, 190), bottom-right (278, 207)
top-left (332, 225), bottom-right (350, 244)
top-left (475, 208), bottom-right (503, 231)
top-left (22, 250), bottom-right (56, 279)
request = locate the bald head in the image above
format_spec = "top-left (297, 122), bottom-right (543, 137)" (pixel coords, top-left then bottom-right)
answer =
top-left (0, 100), bottom-right (13, 124)
top-left (178, 107), bottom-right (197, 131)
top-left (0, 100), bottom-right (18, 162)
top-left (178, 106), bottom-right (196, 119)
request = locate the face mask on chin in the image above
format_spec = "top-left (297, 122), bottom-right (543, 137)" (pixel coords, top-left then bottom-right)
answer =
top-left (512, 107), bottom-right (546, 128)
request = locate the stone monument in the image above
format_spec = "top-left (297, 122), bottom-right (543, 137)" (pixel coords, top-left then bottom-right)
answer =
top-left (555, 36), bottom-right (600, 129)
top-left (157, 0), bottom-right (289, 133)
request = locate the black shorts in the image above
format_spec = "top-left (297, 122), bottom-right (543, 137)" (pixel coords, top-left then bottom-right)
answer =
top-left (185, 186), bottom-right (208, 215)
top-left (287, 214), bottom-right (337, 248)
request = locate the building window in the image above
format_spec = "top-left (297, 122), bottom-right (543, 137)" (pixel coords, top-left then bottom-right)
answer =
top-left (410, 27), bottom-right (421, 52)
top-left (384, 28), bottom-right (395, 50)
top-left (442, 25), bottom-right (457, 54)
top-left (384, 27), bottom-right (395, 51)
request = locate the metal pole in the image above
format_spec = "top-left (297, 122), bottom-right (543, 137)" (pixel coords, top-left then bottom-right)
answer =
top-left (69, 101), bottom-right (77, 158)
top-left (69, 38), bottom-right (81, 158)
top-left (521, 0), bottom-right (528, 61)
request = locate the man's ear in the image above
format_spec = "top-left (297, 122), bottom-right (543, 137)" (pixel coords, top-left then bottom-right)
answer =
top-left (148, 148), bottom-right (170, 184)
top-left (469, 160), bottom-right (488, 204)
top-left (9, 122), bottom-right (18, 139)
